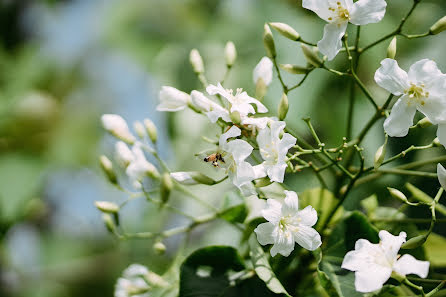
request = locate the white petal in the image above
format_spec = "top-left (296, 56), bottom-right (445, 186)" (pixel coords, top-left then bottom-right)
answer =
top-left (270, 121), bottom-right (286, 141)
top-left (270, 236), bottom-right (295, 257)
top-left (428, 74), bottom-right (446, 99)
top-left (225, 139), bottom-right (253, 161)
top-left (278, 133), bottom-right (297, 160)
top-left (393, 254), bottom-right (429, 278)
top-left (374, 59), bottom-right (409, 95)
top-left (123, 264), bottom-right (149, 278)
top-left (294, 225), bottom-right (322, 251)
top-left (231, 160), bottom-right (255, 188)
top-left (206, 83), bottom-right (231, 100)
top-left (101, 114), bottom-right (135, 142)
top-left (266, 163), bottom-right (288, 183)
top-left (241, 116), bottom-right (270, 129)
top-left (115, 141), bottom-right (134, 167)
top-left (350, 0), bottom-right (387, 25)
top-left (157, 86), bottom-right (190, 112)
top-left (239, 183), bottom-right (257, 196)
top-left (253, 57), bottom-right (273, 86)
top-left (417, 95), bottom-right (446, 124)
top-left (302, 0), bottom-right (332, 21)
top-left (342, 249), bottom-right (372, 272)
top-left (437, 163), bottom-right (446, 190)
top-left (297, 205), bottom-right (318, 227)
top-left (379, 230), bottom-right (406, 260)
top-left (437, 123), bottom-right (446, 149)
top-left (383, 96), bottom-right (416, 137)
top-left (254, 222), bottom-right (275, 245)
top-left (262, 199), bottom-right (282, 224)
top-left (253, 164), bottom-right (267, 179)
top-left (354, 266), bottom-right (392, 293)
top-left (237, 91), bottom-right (268, 113)
top-left (408, 59), bottom-right (443, 85)
top-left (318, 22), bottom-right (347, 61)
top-left (283, 190), bottom-right (299, 213)
top-left (206, 109), bottom-right (231, 123)
top-left (219, 126), bottom-right (241, 147)
top-left (190, 90), bottom-right (213, 112)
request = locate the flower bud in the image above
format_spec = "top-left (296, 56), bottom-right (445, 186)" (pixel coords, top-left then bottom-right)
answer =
top-left (263, 23), bottom-right (276, 58)
top-left (189, 49), bottom-right (204, 74)
top-left (416, 117), bottom-right (432, 128)
top-left (269, 22), bottom-right (300, 41)
top-left (145, 271), bottom-right (169, 288)
top-left (160, 173), bottom-right (173, 204)
top-left (115, 141), bottom-right (134, 168)
top-left (430, 16), bottom-right (446, 35)
top-left (280, 63), bottom-right (310, 74)
top-left (100, 155), bottom-right (118, 184)
top-left (102, 213), bottom-right (116, 233)
top-left (157, 86), bottom-right (191, 112)
top-left (386, 36), bottom-right (397, 59)
top-left (101, 114), bottom-right (135, 144)
top-left (170, 171), bottom-right (216, 185)
top-left (401, 234), bottom-right (427, 249)
top-left (278, 93), bottom-right (289, 121)
top-left (374, 143), bottom-right (386, 170)
top-left (143, 119), bottom-right (158, 143)
top-left (230, 111), bottom-right (241, 124)
top-left (301, 44), bottom-right (322, 68)
top-left (133, 121), bottom-right (146, 138)
top-left (224, 41), bottom-right (237, 67)
top-left (387, 187), bottom-right (409, 204)
top-left (95, 201), bottom-right (120, 213)
top-left (255, 79), bottom-right (267, 101)
top-left (153, 241), bottom-right (166, 255)
top-left (253, 57), bottom-right (273, 86)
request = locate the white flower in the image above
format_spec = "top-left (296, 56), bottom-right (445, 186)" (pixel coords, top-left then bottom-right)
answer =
top-left (101, 114), bottom-right (135, 143)
top-left (115, 264), bottom-right (151, 297)
top-left (156, 86), bottom-right (190, 112)
top-left (115, 141), bottom-right (134, 168)
top-left (126, 143), bottom-right (159, 188)
top-left (257, 121), bottom-right (296, 183)
top-left (253, 56), bottom-right (273, 86)
top-left (437, 163), bottom-right (446, 190)
top-left (254, 190), bottom-right (322, 257)
top-left (303, 0), bottom-right (387, 60)
top-left (190, 90), bottom-right (231, 123)
top-left (375, 58), bottom-right (446, 146)
top-left (342, 230), bottom-right (430, 293)
top-left (206, 83), bottom-right (268, 116)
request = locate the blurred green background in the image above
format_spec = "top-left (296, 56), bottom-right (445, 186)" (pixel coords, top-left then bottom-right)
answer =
top-left (0, 0), bottom-right (445, 296)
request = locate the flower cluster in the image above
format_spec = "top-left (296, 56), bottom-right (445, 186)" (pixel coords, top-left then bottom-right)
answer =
top-left (115, 264), bottom-right (168, 297)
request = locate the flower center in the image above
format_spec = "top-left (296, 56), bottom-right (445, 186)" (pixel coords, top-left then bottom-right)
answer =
top-left (327, 2), bottom-right (350, 23)
top-left (405, 83), bottom-right (429, 105)
top-left (260, 142), bottom-right (279, 163)
top-left (227, 88), bottom-right (244, 104)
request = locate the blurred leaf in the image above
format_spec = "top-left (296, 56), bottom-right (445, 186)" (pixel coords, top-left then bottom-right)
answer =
top-left (360, 194), bottom-right (378, 216)
top-left (318, 211), bottom-right (379, 297)
top-left (219, 191), bottom-right (247, 223)
top-left (249, 235), bottom-right (291, 297)
top-left (405, 183), bottom-right (446, 216)
top-left (424, 233), bottom-right (446, 267)
top-left (299, 188), bottom-right (343, 228)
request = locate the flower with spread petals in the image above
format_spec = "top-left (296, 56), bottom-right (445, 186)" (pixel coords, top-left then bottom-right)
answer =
top-left (254, 190), bottom-right (322, 257)
top-left (190, 90), bottom-right (231, 123)
top-left (257, 121), bottom-right (296, 183)
top-left (101, 114), bottom-right (136, 143)
top-left (375, 58), bottom-right (446, 146)
top-left (303, 0), bottom-right (387, 60)
top-left (342, 230), bottom-right (430, 293)
top-left (437, 163), bottom-right (446, 190)
top-left (156, 86), bottom-right (191, 112)
top-left (126, 143), bottom-right (159, 188)
top-left (253, 56), bottom-right (273, 86)
top-left (206, 83), bottom-right (268, 116)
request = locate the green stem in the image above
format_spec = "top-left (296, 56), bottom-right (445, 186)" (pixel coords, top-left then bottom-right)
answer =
top-left (376, 168), bottom-right (437, 178)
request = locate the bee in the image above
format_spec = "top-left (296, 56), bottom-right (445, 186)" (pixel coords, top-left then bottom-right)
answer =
top-left (203, 153), bottom-right (225, 167)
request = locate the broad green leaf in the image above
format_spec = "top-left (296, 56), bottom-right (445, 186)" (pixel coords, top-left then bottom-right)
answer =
top-left (318, 211), bottom-right (379, 297)
top-left (424, 233), bottom-right (446, 267)
top-left (360, 195), bottom-right (378, 216)
top-left (248, 235), bottom-right (291, 297)
top-left (299, 188), bottom-right (343, 229)
top-left (219, 192), bottom-right (248, 223)
top-left (179, 246), bottom-right (284, 297)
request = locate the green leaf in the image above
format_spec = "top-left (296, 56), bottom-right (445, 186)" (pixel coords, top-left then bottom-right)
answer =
top-left (179, 246), bottom-right (285, 297)
top-left (219, 191), bottom-right (248, 223)
top-left (405, 183), bottom-right (446, 216)
top-left (249, 235), bottom-right (291, 297)
top-left (424, 233), bottom-right (446, 267)
top-left (299, 188), bottom-right (343, 229)
top-left (318, 211), bottom-right (379, 297)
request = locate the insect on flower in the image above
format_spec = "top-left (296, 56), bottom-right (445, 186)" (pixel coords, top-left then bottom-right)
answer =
top-left (203, 152), bottom-right (225, 167)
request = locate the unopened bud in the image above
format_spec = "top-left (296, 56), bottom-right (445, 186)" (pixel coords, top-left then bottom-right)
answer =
top-left (278, 93), bottom-right (289, 120)
top-left (430, 16), bottom-right (446, 35)
top-left (225, 41), bottom-right (237, 67)
top-left (134, 121), bottom-right (146, 138)
top-left (255, 177), bottom-right (272, 187)
top-left (387, 187), bottom-right (409, 203)
top-left (101, 114), bottom-right (135, 144)
top-left (280, 64), bottom-right (310, 74)
top-left (189, 49), bottom-right (204, 74)
top-left (100, 155), bottom-right (118, 184)
top-left (387, 36), bottom-right (397, 59)
top-left (160, 173), bottom-right (173, 204)
top-left (416, 117), bottom-right (432, 128)
top-left (401, 234), bottom-right (427, 249)
top-left (170, 171), bottom-right (216, 185)
top-left (102, 213), bottom-right (116, 234)
top-left (115, 141), bottom-right (133, 168)
top-left (374, 144), bottom-right (386, 170)
top-left (269, 22), bottom-right (300, 41)
top-left (145, 271), bottom-right (169, 288)
top-left (95, 201), bottom-right (120, 213)
top-left (263, 23), bottom-right (276, 58)
top-left (143, 119), bottom-right (158, 143)
top-left (230, 111), bottom-right (241, 124)
top-left (301, 45), bottom-right (322, 68)
top-left (153, 241), bottom-right (166, 255)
